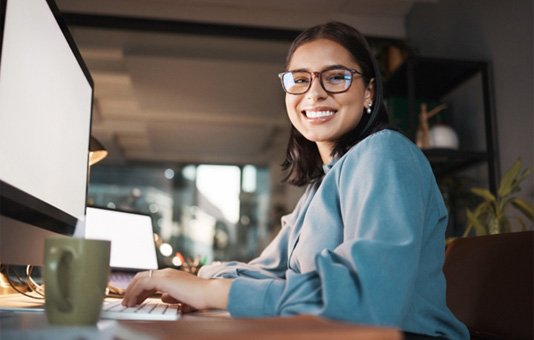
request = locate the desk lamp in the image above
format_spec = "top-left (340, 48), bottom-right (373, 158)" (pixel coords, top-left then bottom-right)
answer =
top-left (89, 136), bottom-right (108, 166)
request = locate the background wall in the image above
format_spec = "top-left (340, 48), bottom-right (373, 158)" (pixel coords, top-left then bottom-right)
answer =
top-left (406, 0), bottom-right (533, 203)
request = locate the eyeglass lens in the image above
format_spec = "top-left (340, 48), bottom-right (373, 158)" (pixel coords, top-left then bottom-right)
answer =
top-left (281, 69), bottom-right (354, 94)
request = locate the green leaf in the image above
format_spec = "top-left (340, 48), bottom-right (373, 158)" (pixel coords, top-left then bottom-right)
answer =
top-left (477, 201), bottom-right (494, 219)
top-left (471, 188), bottom-right (496, 203)
top-left (466, 208), bottom-right (488, 235)
top-left (498, 159), bottom-right (522, 197)
top-left (511, 197), bottom-right (534, 220)
top-left (516, 167), bottom-right (533, 185)
top-left (462, 224), bottom-right (474, 237)
top-left (461, 158), bottom-right (532, 236)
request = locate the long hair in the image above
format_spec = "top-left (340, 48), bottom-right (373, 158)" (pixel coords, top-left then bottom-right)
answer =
top-left (281, 21), bottom-right (390, 186)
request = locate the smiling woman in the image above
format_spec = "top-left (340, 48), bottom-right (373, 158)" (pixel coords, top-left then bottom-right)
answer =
top-left (118, 21), bottom-right (469, 340)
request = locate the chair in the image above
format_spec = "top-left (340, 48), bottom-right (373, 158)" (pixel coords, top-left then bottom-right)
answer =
top-left (443, 231), bottom-right (533, 339)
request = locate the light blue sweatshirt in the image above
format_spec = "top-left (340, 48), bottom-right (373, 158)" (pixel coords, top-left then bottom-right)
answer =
top-left (198, 130), bottom-right (469, 339)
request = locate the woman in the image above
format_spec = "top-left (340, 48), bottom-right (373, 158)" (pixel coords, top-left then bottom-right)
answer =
top-left (122, 21), bottom-right (468, 339)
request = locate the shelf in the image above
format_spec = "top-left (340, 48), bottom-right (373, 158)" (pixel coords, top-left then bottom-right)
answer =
top-left (423, 149), bottom-right (490, 178)
top-left (385, 57), bottom-right (484, 99)
top-left (383, 55), bottom-right (498, 199)
top-left (384, 55), bottom-right (498, 236)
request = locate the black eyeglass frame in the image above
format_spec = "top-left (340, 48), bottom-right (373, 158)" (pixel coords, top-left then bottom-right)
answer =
top-left (277, 67), bottom-right (364, 95)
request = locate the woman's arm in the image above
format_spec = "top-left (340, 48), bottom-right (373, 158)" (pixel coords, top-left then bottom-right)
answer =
top-left (122, 186), bottom-right (311, 309)
top-left (198, 187), bottom-right (313, 280)
top-left (122, 187), bottom-right (314, 312)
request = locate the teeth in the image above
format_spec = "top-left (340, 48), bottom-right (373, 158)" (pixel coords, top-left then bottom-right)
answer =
top-left (305, 110), bottom-right (335, 118)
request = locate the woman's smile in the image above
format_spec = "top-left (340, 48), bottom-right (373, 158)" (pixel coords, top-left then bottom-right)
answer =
top-left (302, 107), bottom-right (337, 120)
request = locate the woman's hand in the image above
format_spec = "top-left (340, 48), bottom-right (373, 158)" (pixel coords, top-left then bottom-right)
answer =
top-left (121, 268), bottom-right (232, 311)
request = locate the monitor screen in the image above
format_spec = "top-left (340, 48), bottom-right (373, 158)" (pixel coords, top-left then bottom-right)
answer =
top-left (0, 0), bottom-right (93, 265)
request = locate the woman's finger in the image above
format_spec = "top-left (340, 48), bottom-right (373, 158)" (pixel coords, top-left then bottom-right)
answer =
top-left (161, 293), bottom-right (180, 304)
top-left (122, 270), bottom-right (159, 306)
top-left (180, 304), bottom-right (198, 313)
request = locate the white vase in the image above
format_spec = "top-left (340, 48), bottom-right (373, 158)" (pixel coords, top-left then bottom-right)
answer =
top-left (429, 124), bottom-right (459, 149)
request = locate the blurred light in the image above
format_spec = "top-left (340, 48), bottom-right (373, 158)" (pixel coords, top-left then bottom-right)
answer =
top-left (197, 165), bottom-right (240, 223)
top-left (149, 203), bottom-right (159, 213)
top-left (164, 168), bottom-right (175, 179)
top-left (182, 165), bottom-right (196, 181)
top-left (131, 187), bottom-right (142, 197)
top-left (106, 202), bottom-right (116, 209)
top-left (240, 215), bottom-right (250, 225)
top-left (172, 252), bottom-right (185, 266)
top-left (172, 257), bottom-right (182, 267)
top-left (159, 243), bottom-right (173, 257)
top-left (242, 165), bottom-right (257, 192)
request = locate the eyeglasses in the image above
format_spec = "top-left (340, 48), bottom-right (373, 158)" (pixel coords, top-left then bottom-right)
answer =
top-left (278, 67), bottom-right (363, 95)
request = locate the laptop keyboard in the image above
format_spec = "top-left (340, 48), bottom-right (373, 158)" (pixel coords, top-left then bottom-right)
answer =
top-left (101, 298), bottom-right (181, 321)
top-left (109, 271), bottom-right (136, 289)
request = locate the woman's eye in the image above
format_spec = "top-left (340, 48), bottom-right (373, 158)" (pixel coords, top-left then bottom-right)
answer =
top-left (326, 73), bottom-right (347, 83)
top-left (294, 76), bottom-right (310, 84)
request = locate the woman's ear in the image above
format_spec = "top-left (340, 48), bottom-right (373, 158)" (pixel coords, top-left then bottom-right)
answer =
top-left (365, 78), bottom-right (376, 103)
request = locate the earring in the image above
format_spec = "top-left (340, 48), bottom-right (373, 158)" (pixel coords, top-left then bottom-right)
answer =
top-left (366, 101), bottom-right (373, 114)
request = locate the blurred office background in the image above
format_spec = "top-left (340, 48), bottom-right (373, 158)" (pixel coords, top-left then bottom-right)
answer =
top-left (55, 0), bottom-right (532, 267)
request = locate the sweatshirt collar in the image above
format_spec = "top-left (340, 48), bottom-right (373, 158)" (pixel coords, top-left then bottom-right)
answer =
top-left (322, 156), bottom-right (339, 174)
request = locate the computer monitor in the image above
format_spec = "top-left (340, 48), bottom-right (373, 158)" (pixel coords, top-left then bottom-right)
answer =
top-left (0, 0), bottom-right (93, 265)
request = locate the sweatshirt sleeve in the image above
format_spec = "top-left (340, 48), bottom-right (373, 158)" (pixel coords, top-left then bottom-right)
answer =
top-left (198, 185), bottom-right (315, 280)
top-left (227, 133), bottom-right (446, 328)
top-left (197, 223), bottom-right (291, 280)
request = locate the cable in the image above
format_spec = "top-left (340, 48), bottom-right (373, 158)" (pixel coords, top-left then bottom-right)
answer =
top-left (0, 264), bottom-right (44, 300)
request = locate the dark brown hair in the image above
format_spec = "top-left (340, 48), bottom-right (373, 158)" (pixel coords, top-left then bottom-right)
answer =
top-left (281, 21), bottom-right (389, 186)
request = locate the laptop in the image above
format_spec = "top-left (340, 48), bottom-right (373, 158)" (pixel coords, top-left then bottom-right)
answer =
top-left (85, 206), bottom-right (159, 290)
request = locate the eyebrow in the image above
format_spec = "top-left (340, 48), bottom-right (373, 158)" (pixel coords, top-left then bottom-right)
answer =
top-left (288, 64), bottom-right (353, 72)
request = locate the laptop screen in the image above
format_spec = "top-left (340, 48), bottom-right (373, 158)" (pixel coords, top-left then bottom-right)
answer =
top-left (85, 207), bottom-right (158, 271)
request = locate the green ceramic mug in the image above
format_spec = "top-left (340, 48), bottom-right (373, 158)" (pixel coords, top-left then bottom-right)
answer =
top-left (44, 236), bottom-right (110, 326)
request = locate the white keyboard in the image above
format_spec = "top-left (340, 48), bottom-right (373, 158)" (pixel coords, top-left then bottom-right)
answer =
top-left (0, 294), bottom-right (181, 321)
top-left (101, 298), bottom-right (181, 321)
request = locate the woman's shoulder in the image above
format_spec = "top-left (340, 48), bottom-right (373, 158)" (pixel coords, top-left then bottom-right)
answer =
top-left (360, 129), bottom-right (415, 149)
top-left (335, 129), bottom-right (431, 175)
top-left (348, 129), bottom-right (422, 159)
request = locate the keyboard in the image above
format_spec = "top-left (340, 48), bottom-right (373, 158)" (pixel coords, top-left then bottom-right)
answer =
top-left (101, 298), bottom-right (181, 321)
top-left (0, 294), bottom-right (181, 321)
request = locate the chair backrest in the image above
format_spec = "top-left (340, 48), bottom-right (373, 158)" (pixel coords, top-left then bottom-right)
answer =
top-left (443, 231), bottom-right (533, 339)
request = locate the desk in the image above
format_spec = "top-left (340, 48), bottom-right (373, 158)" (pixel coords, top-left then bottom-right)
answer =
top-left (1, 310), bottom-right (402, 339)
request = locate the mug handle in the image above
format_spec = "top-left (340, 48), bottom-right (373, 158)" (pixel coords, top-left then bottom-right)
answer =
top-left (45, 246), bottom-right (74, 312)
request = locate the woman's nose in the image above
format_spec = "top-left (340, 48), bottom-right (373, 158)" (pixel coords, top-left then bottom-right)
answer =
top-left (306, 75), bottom-right (327, 100)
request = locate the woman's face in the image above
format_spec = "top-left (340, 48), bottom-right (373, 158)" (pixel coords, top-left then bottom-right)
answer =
top-left (285, 38), bottom-right (374, 160)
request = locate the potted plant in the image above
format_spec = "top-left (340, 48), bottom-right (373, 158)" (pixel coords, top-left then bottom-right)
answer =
top-left (463, 158), bottom-right (533, 236)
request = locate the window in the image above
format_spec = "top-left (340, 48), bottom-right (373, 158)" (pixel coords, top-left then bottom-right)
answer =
top-left (88, 163), bottom-right (271, 269)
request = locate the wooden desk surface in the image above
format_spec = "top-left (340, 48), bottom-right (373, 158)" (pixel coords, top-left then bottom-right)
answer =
top-left (121, 314), bottom-right (402, 340)
top-left (1, 310), bottom-right (401, 339)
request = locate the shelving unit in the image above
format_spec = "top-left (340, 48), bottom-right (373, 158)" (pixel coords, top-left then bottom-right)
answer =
top-left (384, 56), bottom-right (500, 194)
